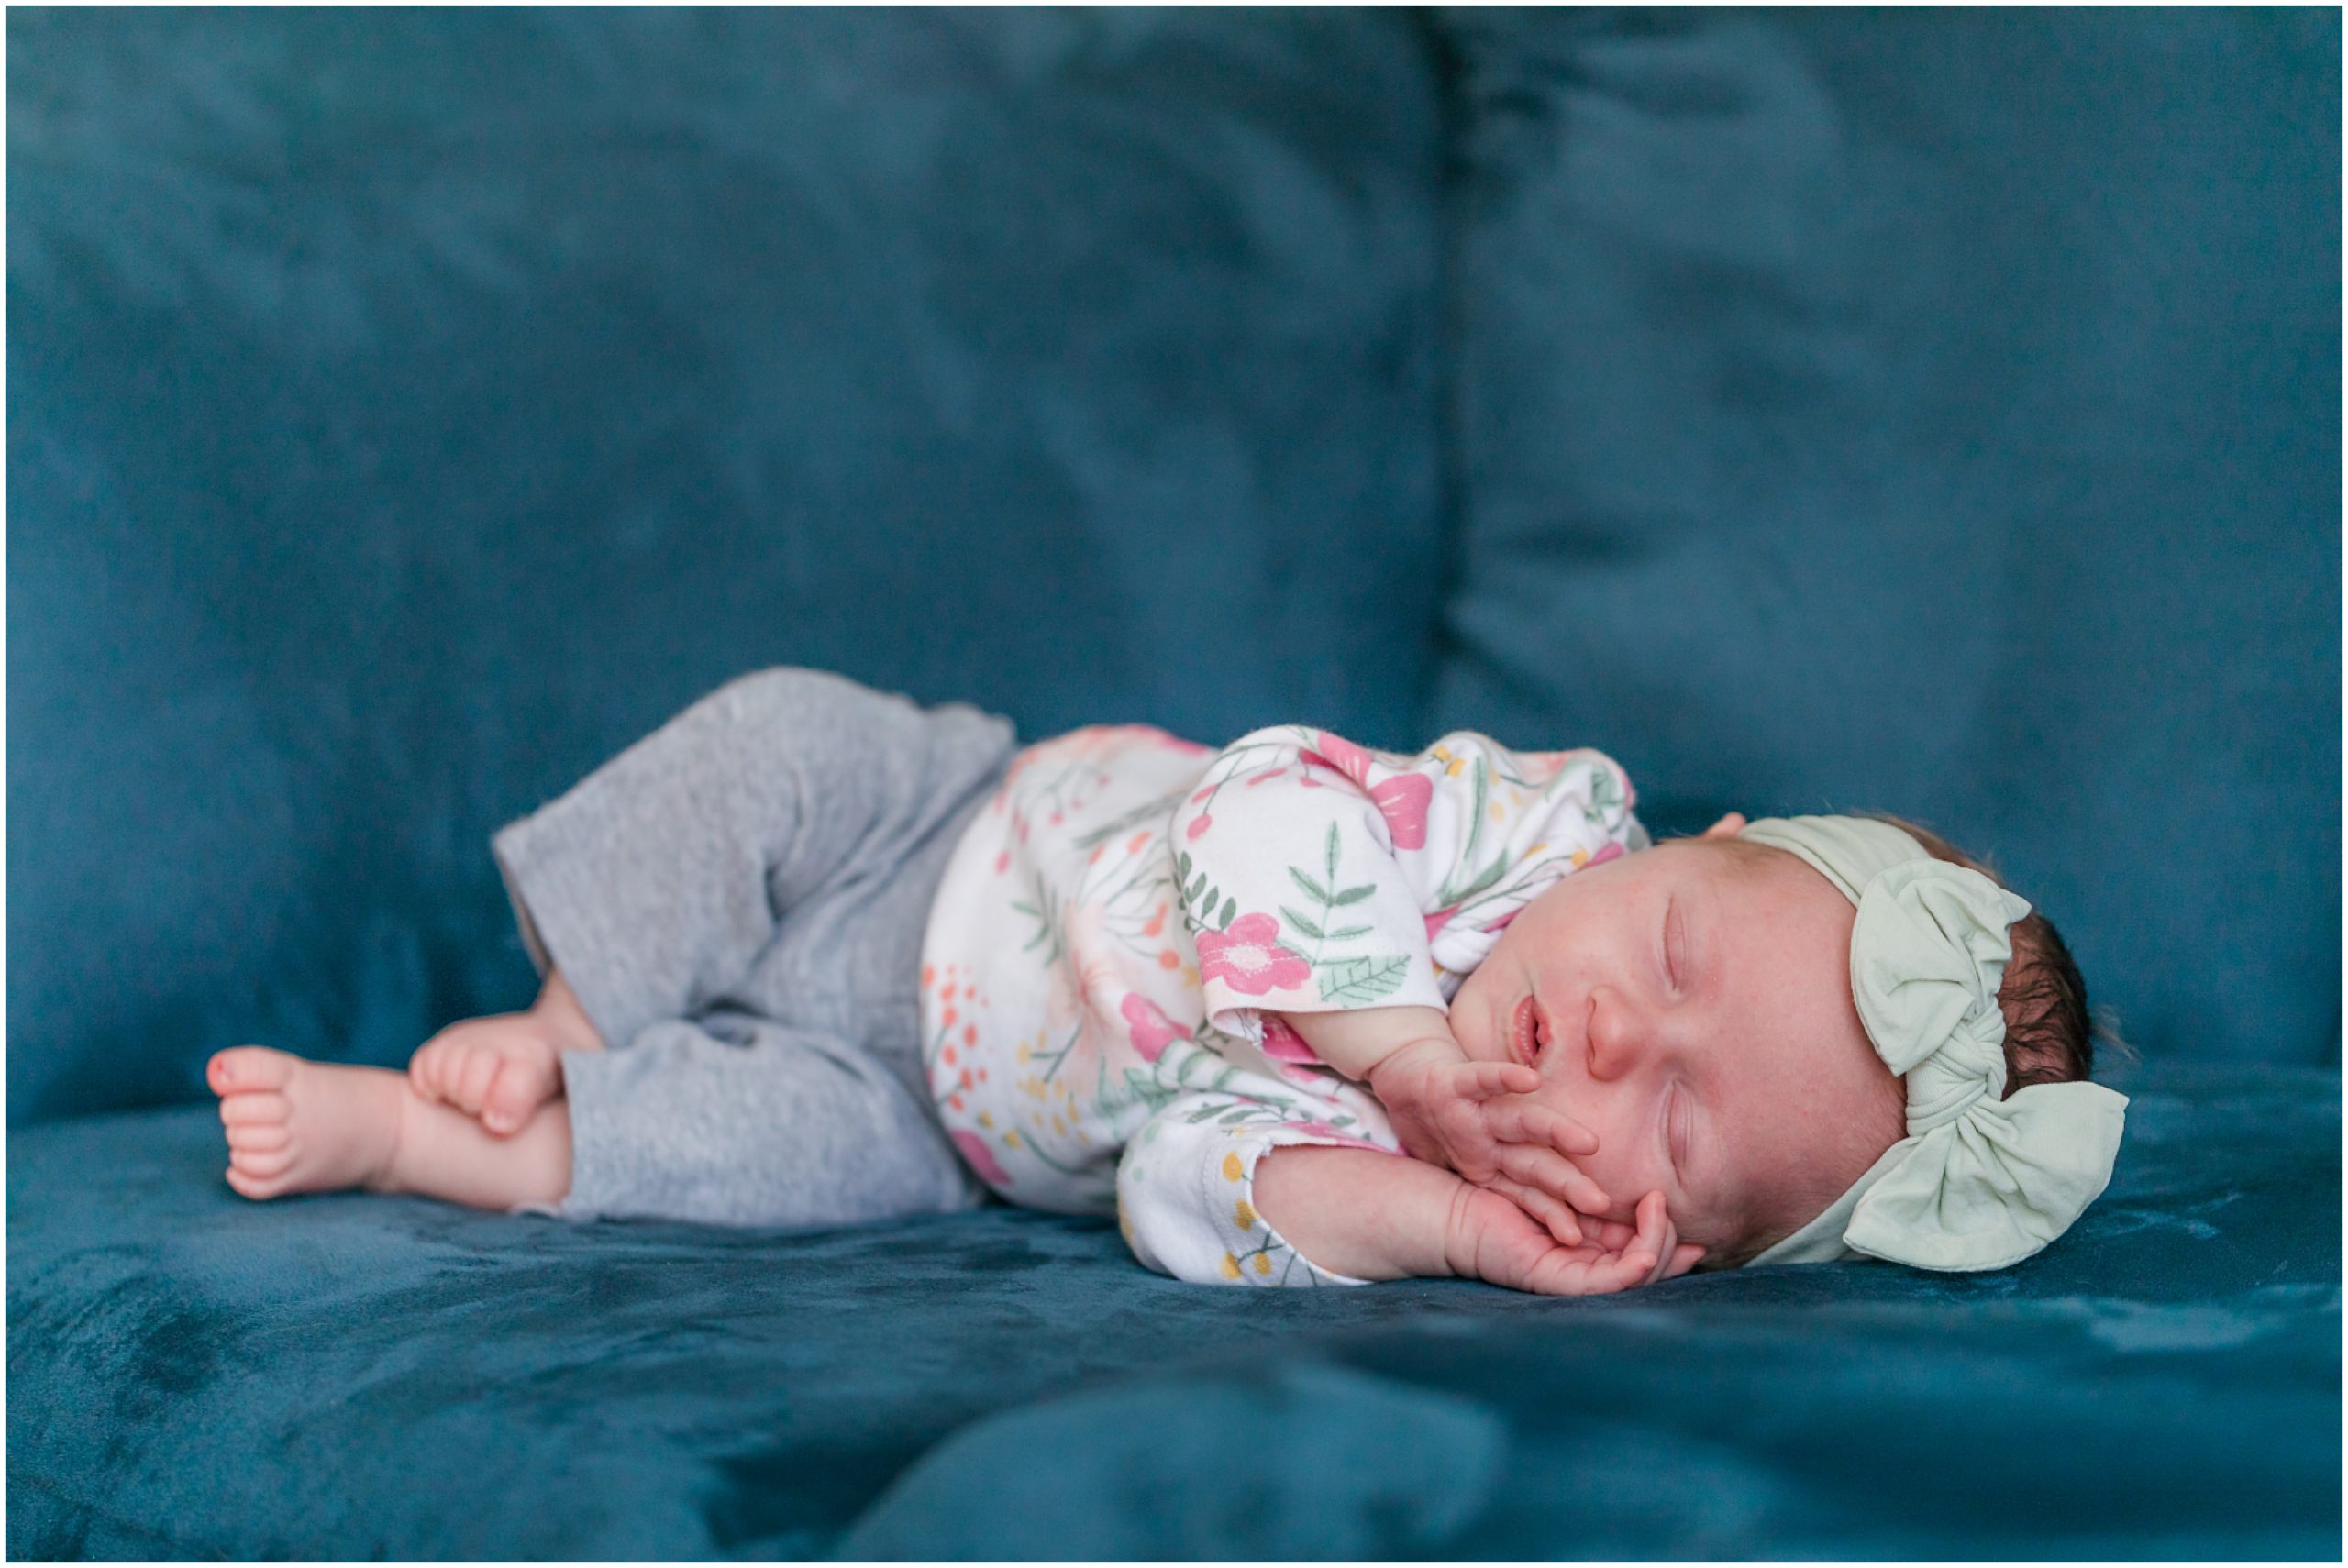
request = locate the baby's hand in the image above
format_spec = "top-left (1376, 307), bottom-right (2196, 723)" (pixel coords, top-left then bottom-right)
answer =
top-left (1448, 1187), bottom-right (1706, 1297)
top-left (408, 1015), bottom-right (564, 1135)
top-left (1367, 1035), bottom-right (1609, 1242)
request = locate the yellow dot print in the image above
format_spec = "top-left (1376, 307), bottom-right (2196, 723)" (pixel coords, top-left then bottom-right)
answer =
top-left (1253, 1253), bottom-right (1271, 1275)
top-left (1004, 1132), bottom-right (1023, 1149)
top-left (1220, 1253), bottom-right (1242, 1280)
top-left (1571, 846), bottom-right (1589, 867)
top-left (1222, 1152), bottom-right (1244, 1183)
top-left (1234, 1198), bottom-right (1257, 1230)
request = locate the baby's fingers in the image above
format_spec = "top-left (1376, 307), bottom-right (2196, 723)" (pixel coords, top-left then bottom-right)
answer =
top-left (1483, 1176), bottom-right (1584, 1248)
top-left (1627, 1190), bottom-right (1674, 1288)
top-left (1452, 1060), bottom-right (1542, 1100)
top-left (1540, 1194), bottom-right (1665, 1296)
top-left (1493, 1143), bottom-right (1611, 1215)
top-left (1484, 1099), bottom-right (1600, 1159)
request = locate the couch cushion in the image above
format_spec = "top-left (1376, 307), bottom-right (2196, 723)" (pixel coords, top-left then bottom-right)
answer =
top-left (5, 6), bottom-right (1448, 1123)
top-left (8, 1058), bottom-right (2337, 1559)
top-left (1430, 6), bottom-right (2341, 1066)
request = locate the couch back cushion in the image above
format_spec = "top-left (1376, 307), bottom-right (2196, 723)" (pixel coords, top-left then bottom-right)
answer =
top-left (1432, 7), bottom-right (2340, 1065)
top-left (6, 8), bottom-right (1447, 1121)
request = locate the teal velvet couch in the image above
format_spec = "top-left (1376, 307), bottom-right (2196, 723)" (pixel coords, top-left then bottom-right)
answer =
top-left (9, 7), bottom-right (2341, 1559)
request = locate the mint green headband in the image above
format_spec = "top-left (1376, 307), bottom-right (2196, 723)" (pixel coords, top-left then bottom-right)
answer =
top-left (1739, 815), bottom-right (2129, 1272)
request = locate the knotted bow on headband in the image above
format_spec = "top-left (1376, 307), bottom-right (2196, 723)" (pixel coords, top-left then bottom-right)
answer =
top-left (1741, 816), bottom-right (2129, 1272)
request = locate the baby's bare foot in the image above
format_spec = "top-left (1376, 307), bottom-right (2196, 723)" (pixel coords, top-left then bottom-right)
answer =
top-left (207, 1045), bottom-right (407, 1200)
top-left (408, 1016), bottom-right (564, 1135)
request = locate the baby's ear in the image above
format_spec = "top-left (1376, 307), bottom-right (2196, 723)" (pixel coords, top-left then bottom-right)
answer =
top-left (1700, 812), bottom-right (1749, 839)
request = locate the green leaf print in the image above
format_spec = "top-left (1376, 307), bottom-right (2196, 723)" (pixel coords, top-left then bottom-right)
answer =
top-left (1010, 878), bottom-right (1065, 967)
top-left (1319, 955), bottom-right (1410, 1004)
top-left (1589, 763), bottom-right (1623, 813)
top-left (1180, 869), bottom-right (1231, 933)
top-left (1072, 786), bottom-right (1194, 852)
top-left (1462, 754), bottom-right (1489, 872)
top-left (1435, 845), bottom-right (1514, 914)
top-left (1268, 816), bottom-right (1418, 999)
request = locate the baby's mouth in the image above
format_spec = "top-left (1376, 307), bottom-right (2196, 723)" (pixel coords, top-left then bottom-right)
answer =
top-left (1511, 994), bottom-right (1544, 1071)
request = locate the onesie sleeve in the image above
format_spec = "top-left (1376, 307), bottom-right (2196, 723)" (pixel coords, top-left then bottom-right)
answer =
top-left (1168, 724), bottom-right (1643, 1052)
top-left (1115, 1088), bottom-right (1406, 1287)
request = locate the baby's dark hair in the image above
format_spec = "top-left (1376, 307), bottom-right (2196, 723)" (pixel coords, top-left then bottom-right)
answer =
top-left (1692, 812), bottom-right (2135, 1270)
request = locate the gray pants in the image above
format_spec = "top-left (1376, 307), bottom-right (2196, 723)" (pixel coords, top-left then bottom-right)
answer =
top-left (488, 666), bottom-right (1021, 1228)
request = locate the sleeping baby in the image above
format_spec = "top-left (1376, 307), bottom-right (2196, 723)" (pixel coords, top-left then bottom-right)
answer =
top-left (206, 667), bottom-right (2130, 1292)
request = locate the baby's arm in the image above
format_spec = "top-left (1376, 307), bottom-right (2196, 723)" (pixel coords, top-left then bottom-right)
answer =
top-left (1251, 1145), bottom-right (1703, 1294)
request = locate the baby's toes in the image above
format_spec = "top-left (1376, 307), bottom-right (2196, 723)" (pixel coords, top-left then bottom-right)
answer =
top-left (229, 1143), bottom-right (299, 1180)
top-left (225, 1161), bottom-right (295, 1200)
top-left (406, 1042), bottom-right (448, 1103)
top-left (225, 1122), bottom-right (291, 1154)
top-left (452, 1048), bottom-right (503, 1115)
top-left (218, 1090), bottom-right (291, 1130)
top-left (482, 1058), bottom-right (557, 1134)
top-left (208, 1044), bottom-right (297, 1098)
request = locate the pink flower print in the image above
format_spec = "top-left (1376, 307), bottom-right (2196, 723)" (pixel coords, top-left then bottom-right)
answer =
top-left (1258, 1014), bottom-right (1322, 1066)
top-left (1195, 912), bottom-right (1312, 996)
top-left (1121, 991), bottom-right (1192, 1065)
top-left (951, 1131), bottom-right (1012, 1188)
top-left (1304, 730), bottom-right (1431, 850)
top-left (1423, 905), bottom-right (1459, 944)
top-left (1368, 772), bottom-right (1432, 850)
top-left (1586, 840), bottom-right (1623, 868)
top-left (1185, 812), bottom-right (1213, 841)
top-left (1308, 731), bottom-right (1375, 786)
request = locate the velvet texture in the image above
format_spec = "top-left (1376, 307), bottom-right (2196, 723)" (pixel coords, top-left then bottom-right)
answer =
top-left (8, 6), bottom-right (2341, 1561)
top-left (7, 1060), bottom-right (2338, 1559)
top-left (7, 6), bottom-right (1447, 1124)
top-left (1429, 6), bottom-right (2342, 1067)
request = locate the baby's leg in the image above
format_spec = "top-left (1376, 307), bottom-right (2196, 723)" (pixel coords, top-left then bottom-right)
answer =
top-left (490, 665), bottom-right (1016, 1059)
top-left (556, 1010), bottom-right (976, 1228)
top-left (208, 1043), bottom-right (571, 1212)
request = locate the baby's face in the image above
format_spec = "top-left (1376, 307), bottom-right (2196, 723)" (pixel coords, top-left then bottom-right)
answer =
top-left (1449, 814), bottom-right (1905, 1258)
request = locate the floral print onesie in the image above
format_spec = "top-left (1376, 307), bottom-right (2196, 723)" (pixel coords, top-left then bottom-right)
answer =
top-left (917, 722), bottom-right (1646, 1286)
